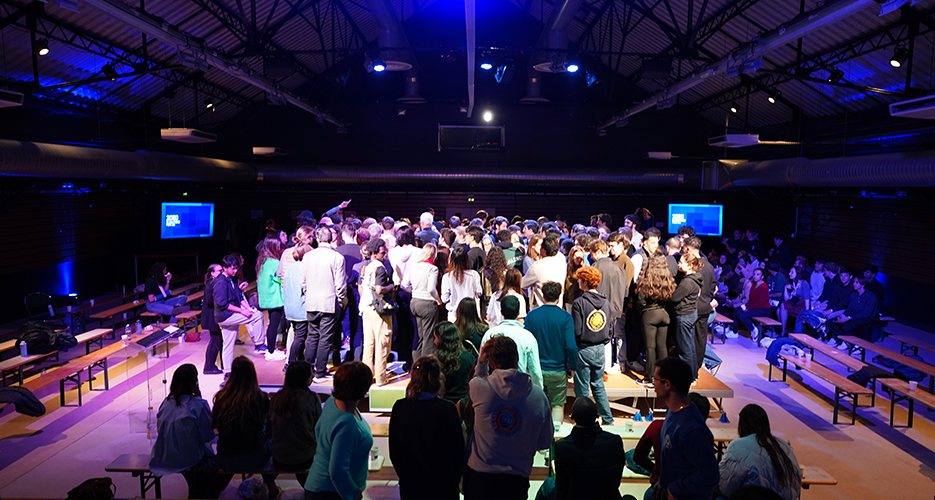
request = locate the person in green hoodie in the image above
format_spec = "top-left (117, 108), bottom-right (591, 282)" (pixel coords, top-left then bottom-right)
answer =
top-left (256, 237), bottom-right (286, 361)
top-left (571, 266), bottom-right (614, 426)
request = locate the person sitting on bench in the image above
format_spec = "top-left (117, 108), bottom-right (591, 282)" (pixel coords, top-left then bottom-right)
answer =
top-left (144, 262), bottom-right (189, 321)
top-left (270, 361), bottom-right (322, 487)
top-left (825, 277), bottom-right (879, 348)
top-left (149, 364), bottom-right (219, 499)
top-left (732, 269), bottom-right (770, 341)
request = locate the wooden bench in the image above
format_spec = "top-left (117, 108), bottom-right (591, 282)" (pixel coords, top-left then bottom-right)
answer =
top-left (709, 313), bottom-right (734, 344)
top-left (753, 316), bottom-right (782, 338)
top-left (106, 452), bottom-right (385, 499)
top-left (769, 352), bottom-right (872, 424)
top-left (0, 350), bottom-right (59, 386)
top-left (887, 333), bottom-right (935, 358)
top-left (74, 328), bottom-right (113, 355)
top-left (840, 336), bottom-right (935, 393)
top-left (184, 290), bottom-right (204, 305)
top-left (175, 310), bottom-right (202, 333)
top-left (790, 333), bottom-right (879, 406)
top-left (89, 299), bottom-right (147, 336)
top-left (875, 377), bottom-right (935, 428)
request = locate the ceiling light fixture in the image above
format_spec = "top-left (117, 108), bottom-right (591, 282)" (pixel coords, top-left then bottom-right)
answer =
top-left (372, 58), bottom-right (386, 73)
top-left (35, 39), bottom-right (50, 56)
top-left (890, 46), bottom-right (909, 68)
top-left (101, 64), bottom-right (118, 80)
top-left (729, 103), bottom-right (738, 114)
top-left (482, 110), bottom-right (493, 122)
top-left (205, 100), bottom-right (215, 110)
top-left (767, 96), bottom-right (776, 104)
top-left (480, 62), bottom-right (493, 71)
top-left (585, 71), bottom-right (600, 87)
top-left (566, 62), bottom-right (580, 73)
top-left (827, 67), bottom-right (845, 83)
top-left (495, 59), bottom-right (514, 84)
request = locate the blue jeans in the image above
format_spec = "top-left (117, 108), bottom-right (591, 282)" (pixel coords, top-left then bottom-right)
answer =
top-left (674, 311), bottom-right (698, 379)
top-left (573, 344), bottom-right (613, 425)
top-left (735, 307), bottom-right (771, 333)
top-left (795, 309), bottom-right (825, 334)
top-left (146, 295), bottom-right (187, 316)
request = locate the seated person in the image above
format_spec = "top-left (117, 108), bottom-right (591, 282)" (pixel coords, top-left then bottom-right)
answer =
top-left (863, 265), bottom-right (885, 305)
top-left (778, 266), bottom-right (809, 335)
top-left (795, 264), bottom-right (851, 335)
top-left (732, 268), bottom-right (771, 340)
top-left (717, 404), bottom-right (801, 500)
top-left (547, 397), bottom-right (627, 500)
top-left (764, 262), bottom-right (787, 301)
top-left (633, 393), bottom-right (710, 497)
top-left (149, 364), bottom-right (218, 499)
top-left (269, 361), bottom-right (322, 487)
top-left (826, 277), bottom-right (879, 347)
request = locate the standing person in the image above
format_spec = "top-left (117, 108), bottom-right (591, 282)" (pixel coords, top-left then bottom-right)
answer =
top-left (284, 244), bottom-right (312, 369)
top-left (733, 269), bottom-right (771, 341)
top-left (717, 404), bottom-right (801, 500)
top-left (304, 362), bottom-right (374, 500)
top-left (551, 398), bottom-right (627, 500)
top-left (523, 281), bottom-right (576, 430)
top-left (465, 225), bottom-right (487, 271)
top-left (481, 246), bottom-right (509, 316)
top-left (257, 237), bottom-right (287, 360)
top-left (454, 298), bottom-right (487, 351)
top-left (487, 268), bottom-right (527, 327)
top-left (415, 212), bottom-right (442, 246)
top-left (570, 266), bottom-right (614, 426)
top-left (634, 254), bottom-right (676, 386)
top-left (213, 357), bottom-right (277, 497)
top-left (670, 253), bottom-right (702, 381)
top-left (434, 322), bottom-right (478, 408)
top-left (403, 243), bottom-right (443, 361)
top-left (684, 237), bottom-right (716, 373)
top-left (389, 355), bottom-right (465, 500)
top-left (478, 295), bottom-right (544, 388)
top-left (563, 246), bottom-right (588, 311)
top-left (652, 357), bottom-right (719, 500)
top-left (144, 262), bottom-right (189, 320)
top-left (389, 226), bottom-right (418, 371)
top-left (463, 336), bottom-right (553, 500)
top-left (270, 361), bottom-right (322, 487)
top-left (214, 255), bottom-right (265, 375)
top-left (522, 235), bottom-right (567, 310)
top-left (301, 227), bottom-right (347, 383)
top-left (202, 264), bottom-right (224, 375)
top-left (360, 238), bottom-right (396, 386)
top-left (523, 233), bottom-right (543, 274)
top-left (589, 239), bottom-right (629, 375)
top-left (336, 223), bottom-right (363, 364)
top-left (149, 364), bottom-right (218, 499)
top-left (441, 246), bottom-right (482, 322)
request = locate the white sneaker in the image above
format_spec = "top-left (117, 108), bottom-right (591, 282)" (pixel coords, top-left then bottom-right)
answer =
top-left (605, 365), bottom-right (621, 375)
top-left (725, 329), bottom-right (739, 339)
top-left (265, 350), bottom-right (286, 361)
top-left (750, 327), bottom-right (759, 342)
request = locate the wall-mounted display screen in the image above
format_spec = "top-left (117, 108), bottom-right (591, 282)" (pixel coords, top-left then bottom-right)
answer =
top-left (161, 203), bottom-right (214, 239)
top-left (668, 204), bottom-right (723, 236)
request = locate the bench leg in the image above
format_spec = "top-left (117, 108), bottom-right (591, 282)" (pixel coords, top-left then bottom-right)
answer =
top-left (833, 389), bottom-right (840, 425)
top-left (782, 357), bottom-right (787, 383)
top-left (889, 389), bottom-right (897, 427)
top-left (852, 394), bottom-right (858, 425)
top-left (60, 370), bottom-right (83, 407)
top-left (908, 398), bottom-right (915, 428)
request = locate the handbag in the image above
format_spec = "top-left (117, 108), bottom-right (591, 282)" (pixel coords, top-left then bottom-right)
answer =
top-left (372, 288), bottom-right (399, 315)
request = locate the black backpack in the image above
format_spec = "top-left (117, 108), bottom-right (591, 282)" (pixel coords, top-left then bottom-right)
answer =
top-left (66, 477), bottom-right (115, 500)
top-left (17, 321), bottom-right (77, 354)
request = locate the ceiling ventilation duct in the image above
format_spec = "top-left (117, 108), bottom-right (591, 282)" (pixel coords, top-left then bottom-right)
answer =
top-left (529, 0), bottom-right (585, 73)
top-left (725, 151), bottom-right (935, 187)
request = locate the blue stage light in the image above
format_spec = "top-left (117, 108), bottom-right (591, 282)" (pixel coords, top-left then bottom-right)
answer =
top-left (372, 59), bottom-right (386, 72)
top-left (480, 62), bottom-right (493, 71)
top-left (566, 63), bottom-right (579, 73)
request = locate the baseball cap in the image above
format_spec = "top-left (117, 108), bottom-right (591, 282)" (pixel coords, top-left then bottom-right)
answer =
top-left (296, 210), bottom-right (314, 220)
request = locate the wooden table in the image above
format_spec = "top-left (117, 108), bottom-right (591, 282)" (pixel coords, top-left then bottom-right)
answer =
top-left (841, 335), bottom-right (935, 392)
top-left (888, 333), bottom-right (935, 358)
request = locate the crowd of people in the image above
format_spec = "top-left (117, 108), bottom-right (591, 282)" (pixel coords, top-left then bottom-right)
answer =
top-left (142, 203), bottom-right (886, 499)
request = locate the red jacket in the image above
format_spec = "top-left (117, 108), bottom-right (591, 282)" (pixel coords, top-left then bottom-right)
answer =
top-left (746, 281), bottom-right (770, 310)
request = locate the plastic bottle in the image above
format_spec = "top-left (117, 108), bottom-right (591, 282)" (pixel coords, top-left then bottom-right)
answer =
top-left (125, 324), bottom-right (132, 339)
top-left (135, 320), bottom-right (142, 334)
top-left (20, 342), bottom-right (28, 357)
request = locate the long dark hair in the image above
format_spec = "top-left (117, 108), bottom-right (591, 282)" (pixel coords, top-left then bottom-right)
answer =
top-left (271, 361), bottom-right (315, 419)
top-left (406, 355), bottom-right (444, 399)
top-left (636, 254), bottom-right (676, 301)
top-left (500, 268), bottom-right (524, 302)
top-left (256, 237), bottom-right (282, 276)
top-left (204, 263), bottom-right (222, 283)
top-left (147, 262), bottom-right (168, 287)
top-left (738, 404), bottom-right (798, 489)
top-left (447, 245), bottom-right (470, 285)
top-left (213, 356), bottom-right (268, 430)
top-left (168, 364), bottom-right (201, 407)
top-left (454, 298), bottom-right (486, 342)
top-left (483, 246), bottom-right (508, 292)
top-left (434, 322), bottom-right (465, 375)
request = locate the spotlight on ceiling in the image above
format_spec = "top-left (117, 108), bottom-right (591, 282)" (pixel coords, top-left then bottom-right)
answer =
top-left (566, 62), bottom-right (580, 73)
top-left (480, 62), bottom-right (493, 71)
top-left (35, 39), bottom-right (50, 56)
top-left (372, 58), bottom-right (387, 73)
top-left (495, 59), bottom-right (514, 84)
top-left (482, 110), bottom-right (493, 122)
top-left (729, 103), bottom-right (738, 114)
top-left (205, 100), bottom-right (215, 111)
top-left (101, 64), bottom-right (118, 80)
top-left (397, 105), bottom-right (407, 116)
top-left (767, 90), bottom-right (781, 104)
top-left (827, 67), bottom-right (845, 83)
top-left (890, 46), bottom-right (909, 68)
top-left (767, 96), bottom-right (776, 104)
top-left (586, 71), bottom-right (600, 87)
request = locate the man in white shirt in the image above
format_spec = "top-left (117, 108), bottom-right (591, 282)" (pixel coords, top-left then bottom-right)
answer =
top-left (521, 235), bottom-right (567, 309)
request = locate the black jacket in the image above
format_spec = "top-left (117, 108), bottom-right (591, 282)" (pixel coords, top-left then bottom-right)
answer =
top-left (213, 274), bottom-right (244, 323)
top-left (572, 291), bottom-right (612, 348)
top-left (554, 425), bottom-right (626, 500)
top-left (201, 278), bottom-right (218, 331)
top-left (824, 277), bottom-right (853, 313)
top-left (593, 257), bottom-right (628, 317)
top-left (696, 256), bottom-right (717, 315)
top-left (670, 272), bottom-right (702, 316)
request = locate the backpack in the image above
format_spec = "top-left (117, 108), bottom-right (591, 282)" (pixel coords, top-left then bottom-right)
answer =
top-left (66, 478), bottom-right (115, 500)
top-left (873, 354), bottom-right (926, 382)
top-left (17, 322), bottom-right (60, 354)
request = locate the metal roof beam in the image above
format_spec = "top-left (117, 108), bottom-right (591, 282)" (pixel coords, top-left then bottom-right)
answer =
top-left (82, 0), bottom-right (344, 127)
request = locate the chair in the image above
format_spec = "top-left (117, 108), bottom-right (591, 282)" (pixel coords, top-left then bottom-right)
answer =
top-left (24, 292), bottom-right (69, 330)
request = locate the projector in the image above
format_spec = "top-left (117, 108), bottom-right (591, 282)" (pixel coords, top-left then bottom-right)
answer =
top-left (160, 128), bottom-right (217, 144)
top-left (708, 134), bottom-right (759, 148)
top-left (0, 89), bottom-right (25, 108)
top-left (889, 94), bottom-right (935, 119)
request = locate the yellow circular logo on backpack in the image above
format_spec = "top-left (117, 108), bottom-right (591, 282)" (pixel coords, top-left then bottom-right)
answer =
top-left (587, 309), bottom-right (606, 332)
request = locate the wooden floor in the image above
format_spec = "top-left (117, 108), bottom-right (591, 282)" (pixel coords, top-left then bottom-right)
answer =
top-left (2, 322), bottom-right (935, 500)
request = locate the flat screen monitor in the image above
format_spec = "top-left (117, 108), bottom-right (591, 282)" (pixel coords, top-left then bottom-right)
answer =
top-left (161, 202), bottom-right (214, 239)
top-left (368, 386), bottom-right (406, 412)
top-left (668, 204), bottom-right (723, 237)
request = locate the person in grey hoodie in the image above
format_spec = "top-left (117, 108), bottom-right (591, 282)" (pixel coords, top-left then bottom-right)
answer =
top-left (465, 335), bottom-right (553, 500)
top-left (571, 266), bottom-right (615, 426)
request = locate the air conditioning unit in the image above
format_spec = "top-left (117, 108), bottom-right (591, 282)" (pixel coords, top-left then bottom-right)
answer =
top-left (0, 89), bottom-right (25, 108)
top-left (708, 134), bottom-right (759, 148)
top-left (889, 94), bottom-right (935, 119)
top-left (160, 128), bottom-right (217, 144)
top-left (253, 146), bottom-right (288, 157)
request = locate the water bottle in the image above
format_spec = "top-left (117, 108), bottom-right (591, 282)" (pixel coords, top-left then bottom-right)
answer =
top-left (20, 342), bottom-right (28, 357)
top-left (125, 324), bottom-right (132, 339)
top-left (135, 320), bottom-right (142, 334)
